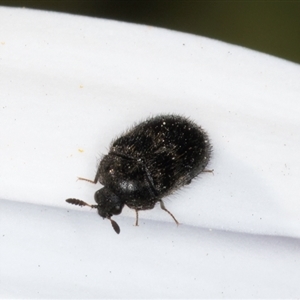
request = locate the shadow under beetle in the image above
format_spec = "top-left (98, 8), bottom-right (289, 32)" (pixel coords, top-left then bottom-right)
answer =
top-left (66, 114), bottom-right (212, 234)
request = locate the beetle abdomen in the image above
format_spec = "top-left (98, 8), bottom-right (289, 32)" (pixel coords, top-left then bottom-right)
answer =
top-left (110, 115), bottom-right (212, 197)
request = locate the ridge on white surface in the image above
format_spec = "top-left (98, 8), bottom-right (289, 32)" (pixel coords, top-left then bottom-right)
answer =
top-left (1, 198), bottom-right (300, 298)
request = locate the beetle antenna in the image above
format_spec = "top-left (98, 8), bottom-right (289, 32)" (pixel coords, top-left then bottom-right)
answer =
top-left (66, 198), bottom-right (98, 209)
top-left (109, 218), bottom-right (120, 234)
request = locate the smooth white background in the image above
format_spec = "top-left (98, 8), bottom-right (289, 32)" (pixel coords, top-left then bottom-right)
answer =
top-left (1, 7), bottom-right (300, 298)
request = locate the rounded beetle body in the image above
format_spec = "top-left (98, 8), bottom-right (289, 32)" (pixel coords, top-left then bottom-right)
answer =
top-left (95, 115), bottom-right (211, 213)
top-left (66, 114), bottom-right (212, 234)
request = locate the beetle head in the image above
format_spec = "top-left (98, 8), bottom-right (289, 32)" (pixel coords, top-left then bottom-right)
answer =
top-left (94, 187), bottom-right (125, 219)
top-left (66, 187), bottom-right (124, 234)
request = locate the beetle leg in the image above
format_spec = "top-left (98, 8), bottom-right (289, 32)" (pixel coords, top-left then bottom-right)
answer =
top-left (77, 177), bottom-right (96, 183)
top-left (203, 168), bottom-right (214, 175)
top-left (77, 166), bottom-right (102, 184)
top-left (159, 200), bottom-right (179, 226)
top-left (135, 209), bottom-right (139, 226)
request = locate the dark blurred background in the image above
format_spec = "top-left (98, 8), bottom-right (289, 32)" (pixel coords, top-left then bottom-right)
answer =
top-left (1, 0), bottom-right (300, 64)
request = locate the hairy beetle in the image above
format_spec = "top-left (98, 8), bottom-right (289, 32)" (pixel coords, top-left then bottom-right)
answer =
top-left (66, 114), bottom-right (212, 234)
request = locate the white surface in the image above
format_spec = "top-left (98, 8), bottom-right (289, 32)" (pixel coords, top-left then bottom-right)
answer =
top-left (1, 6), bottom-right (300, 298)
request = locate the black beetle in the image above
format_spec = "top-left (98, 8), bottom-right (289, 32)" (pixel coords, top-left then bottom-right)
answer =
top-left (66, 114), bottom-right (212, 234)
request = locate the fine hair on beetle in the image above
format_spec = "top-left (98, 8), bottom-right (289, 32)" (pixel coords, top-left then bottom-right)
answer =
top-left (66, 114), bottom-right (212, 234)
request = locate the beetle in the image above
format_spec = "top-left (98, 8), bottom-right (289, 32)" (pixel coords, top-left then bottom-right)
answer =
top-left (66, 114), bottom-right (212, 234)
